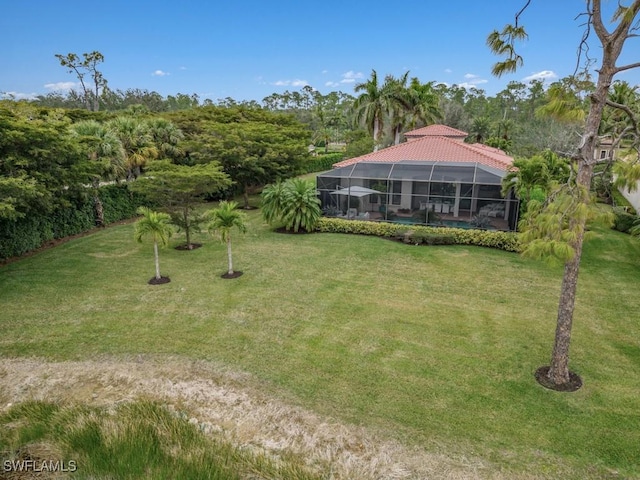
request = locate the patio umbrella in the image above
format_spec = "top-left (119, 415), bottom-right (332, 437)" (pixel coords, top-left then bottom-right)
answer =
top-left (330, 186), bottom-right (381, 197)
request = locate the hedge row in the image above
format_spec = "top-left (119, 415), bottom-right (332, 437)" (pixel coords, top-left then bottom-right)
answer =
top-left (314, 217), bottom-right (522, 253)
top-left (301, 153), bottom-right (344, 174)
top-left (0, 184), bottom-right (147, 260)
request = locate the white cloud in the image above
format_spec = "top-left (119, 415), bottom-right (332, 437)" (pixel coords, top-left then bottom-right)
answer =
top-left (152, 70), bottom-right (170, 76)
top-left (272, 79), bottom-right (309, 87)
top-left (325, 81), bottom-right (340, 88)
top-left (179, 66), bottom-right (187, 70)
top-left (444, 68), bottom-right (452, 74)
top-left (340, 70), bottom-right (364, 84)
top-left (44, 81), bottom-right (76, 91)
top-left (457, 80), bottom-right (488, 89)
top-left (1, 91), bottom-right (38, 100)
top-left (522, 70), bottom-right (558, 82)
top-left (458, 74), bottom-right (488, 88)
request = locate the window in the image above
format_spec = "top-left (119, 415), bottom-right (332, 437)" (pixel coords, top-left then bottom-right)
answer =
top-left (391, 180), bottom-right (402, 205)
top-left (599, 150), bottom-right (608, 159)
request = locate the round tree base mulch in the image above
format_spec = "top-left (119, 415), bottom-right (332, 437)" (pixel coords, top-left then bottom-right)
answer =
top-left (535, 366), bottom-right (583, 392)
top-left (175, 243), bottom-right (203, 251)
top-left (148, 276), bottom-right (171, 285)
top-left (221, 271), bottom-right (243, 279)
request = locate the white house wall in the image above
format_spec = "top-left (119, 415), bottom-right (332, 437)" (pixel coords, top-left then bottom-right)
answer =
top-left (620, 185), bottom-right (640, 212)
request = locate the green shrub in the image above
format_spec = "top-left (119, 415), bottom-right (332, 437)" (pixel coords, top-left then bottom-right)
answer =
top-left (612, 207), bottom-right (637, 233)
top-left (300, 153), bottom-right (344, 174)
top-left (315, 218), bottom-right (521, 252)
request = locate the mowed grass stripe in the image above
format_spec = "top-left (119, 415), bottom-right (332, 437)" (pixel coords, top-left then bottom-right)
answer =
top-left (1, 209), bottom-right (639, 478)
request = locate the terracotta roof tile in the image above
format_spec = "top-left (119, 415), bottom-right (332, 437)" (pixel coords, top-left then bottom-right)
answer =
top-left (333, 135), bottom-right (514, 171)
top-left (404, 124), bottom-right (468, 138)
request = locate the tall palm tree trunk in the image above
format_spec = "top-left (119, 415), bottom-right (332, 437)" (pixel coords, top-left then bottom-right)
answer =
top-left (153, 240), bottom-right (161, 280)
top-left (373, 117), bottom-right (382, 152)
top-left (183, 208), bottom-right (192, 249)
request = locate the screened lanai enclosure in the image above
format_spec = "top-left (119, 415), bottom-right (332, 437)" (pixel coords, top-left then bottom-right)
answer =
top-left (317, 160), bottom-right (520, 231)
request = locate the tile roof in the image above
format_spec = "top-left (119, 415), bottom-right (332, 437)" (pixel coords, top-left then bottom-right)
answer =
top-left (404, 124), bottom-right (468, 139)
top-left (333, 134), bottom-right (514, 172)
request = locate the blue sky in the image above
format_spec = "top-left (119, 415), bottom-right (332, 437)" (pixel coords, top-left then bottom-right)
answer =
top-left (2, 1), bottom-right (639, 103)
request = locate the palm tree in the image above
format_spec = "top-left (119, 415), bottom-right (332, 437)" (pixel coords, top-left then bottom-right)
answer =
top-left (353, 70), bottom-right (393, 151)
top-left (146, 117), bottom-right (184, 161)
top-left (134, 207), bottom-right (173, 283)
top-left (469, 116), bottom-right (492, 143)
top-left (261, 178), bottom-right (322, 232)
top-left (405, 78), bottom-right (442, 132)
top-left (601, 80), bottom-right (639, 144)
top-left (260, 180), bottom-right (288, 226)
top-left (72, 120), bottom-right (125, 226)
top-left (281, 178), bottom-right (322, 233)
top-left (501, 156), bottom-right (551, 209)
top-left (383, 72), bottom-right (413, 145)
top-left (106, 116), bottom-right (158, 180)
top-left (208, 201), bottom-right (247, 278)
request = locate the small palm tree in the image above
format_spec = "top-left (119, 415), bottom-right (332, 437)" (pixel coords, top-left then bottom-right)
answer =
top-left (281, 178), bottom-right (322, 233)
top-left (261, 178), bottom-right (322, 233)
top-left (208, 201), bottom-right (247, 278)
top-left (260, 181), bottom-right (287, 226)
top-left (134, 207), bottom-right (173, 283)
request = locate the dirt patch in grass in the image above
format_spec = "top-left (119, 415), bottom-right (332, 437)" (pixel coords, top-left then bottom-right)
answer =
top-left (0, 356), bottom-right (499, 480)
top-left (148, 276), bottom-right (171, 285)
top-left (175, 242), bottom-right (203, 251)
top-left (221, 271), bottom-right (243, 279)
top-left (534, 366), bottom-right (583, 392)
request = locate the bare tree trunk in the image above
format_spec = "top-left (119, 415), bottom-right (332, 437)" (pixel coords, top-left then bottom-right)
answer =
top-left (154, 241), bottom-right (161, 280)
top-left (243, 187), bottom-right (250, 209)
top-left (92, 178), bottom-right (104, 227)
top-left (546, 163), bottom-right (592, 385)
top-left (226, 237), bottom-right (234, 275)
top-left (543, 0), bottom-right (634, 387)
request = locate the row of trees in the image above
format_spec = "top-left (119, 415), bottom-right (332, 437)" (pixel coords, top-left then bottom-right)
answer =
top-left (135, 201), bottom-right (247, 284)
top-left (0, 100), bottom-right (314, 259)
top-left (29, 49), bottom-right (636, 161)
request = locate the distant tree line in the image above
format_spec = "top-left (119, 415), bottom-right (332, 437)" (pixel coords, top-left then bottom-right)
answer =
top-left (3, 48), bottom-right (639, 262)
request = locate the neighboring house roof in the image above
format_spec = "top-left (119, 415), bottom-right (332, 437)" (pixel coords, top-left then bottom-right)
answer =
top-left (404, 124), bottom-right (468, 141)
top-left (334, 126), bottom-right (514, 172)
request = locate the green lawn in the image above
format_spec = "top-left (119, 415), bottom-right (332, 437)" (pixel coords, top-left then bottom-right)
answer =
top-left (1, 209), bottom-right (640, 478)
